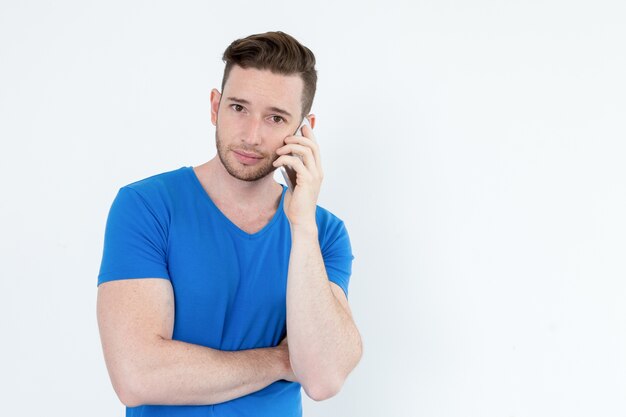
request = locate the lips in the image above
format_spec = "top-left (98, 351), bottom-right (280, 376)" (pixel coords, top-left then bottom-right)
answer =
top-left (232, 149), bottom-right (264, 165)
top-left (233, 149), bottom-right (262, 159)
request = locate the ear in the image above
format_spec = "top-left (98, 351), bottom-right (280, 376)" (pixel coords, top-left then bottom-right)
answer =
top-left (210, 88), bottom-right (222, 126)
top-left (306, 114), bottom-right (316, 129)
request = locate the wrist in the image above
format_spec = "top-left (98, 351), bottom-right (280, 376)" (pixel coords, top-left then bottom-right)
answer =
top-left (289, 221), bottom-right (318, 237)
top-left (272, 345), bottom-right (293, 381)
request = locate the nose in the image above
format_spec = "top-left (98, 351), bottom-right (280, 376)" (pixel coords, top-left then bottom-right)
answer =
top-left (241, 118), bottom-right (262, 146)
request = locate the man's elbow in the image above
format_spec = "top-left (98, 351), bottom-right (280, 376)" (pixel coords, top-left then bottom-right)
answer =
top-left (303, 377), bottom-right (344, 402)
top-left (117, 388), bottom-right (142, 408)
top-left (304, 347), bottom-right (363, 401)
top-left (111, 369), bottom-right (146, 408)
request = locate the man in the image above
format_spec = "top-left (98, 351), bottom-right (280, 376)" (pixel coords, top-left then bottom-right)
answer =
top-left (97, 31), bottom-right (362, 416)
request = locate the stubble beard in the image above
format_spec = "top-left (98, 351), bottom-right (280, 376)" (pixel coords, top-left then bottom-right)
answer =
top-left (215, 128), bottom-right (278, 182)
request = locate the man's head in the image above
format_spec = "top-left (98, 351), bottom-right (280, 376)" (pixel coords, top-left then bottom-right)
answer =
top-left (211, 31), bottom-right (318, 182)
top-left (221, 31), bottom-right (317, 120)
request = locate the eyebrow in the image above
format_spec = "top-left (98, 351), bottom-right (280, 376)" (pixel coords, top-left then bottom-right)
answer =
top-left (226, 96), bottom-right (293, 119)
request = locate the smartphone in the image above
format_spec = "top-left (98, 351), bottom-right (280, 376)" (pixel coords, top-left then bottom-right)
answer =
top-left (280, 118), bottom-right (309, 191)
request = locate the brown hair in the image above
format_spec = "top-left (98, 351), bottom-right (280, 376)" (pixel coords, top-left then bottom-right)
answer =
top-left (221, 31), bottom-right (317, 119)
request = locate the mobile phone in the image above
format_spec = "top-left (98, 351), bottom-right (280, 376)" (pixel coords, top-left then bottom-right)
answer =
top-left (280, 118), bottom-right (309, 191)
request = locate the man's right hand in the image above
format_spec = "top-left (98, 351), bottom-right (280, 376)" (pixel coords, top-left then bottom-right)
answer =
top-left (277, 336), bottom-right (298, 383)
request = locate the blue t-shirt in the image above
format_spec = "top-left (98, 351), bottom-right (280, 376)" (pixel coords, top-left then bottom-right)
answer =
top-left (97, 166), bottom-right (354, 417)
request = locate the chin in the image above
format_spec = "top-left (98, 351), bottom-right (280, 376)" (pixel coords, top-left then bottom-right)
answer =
top-left (223, 156), bottom-right (275, 182)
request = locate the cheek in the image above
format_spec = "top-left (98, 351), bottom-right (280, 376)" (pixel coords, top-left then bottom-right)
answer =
top-left (216, 117), bottom-right (242, 139)
top-left (268, 136), bottom-right (287, 153)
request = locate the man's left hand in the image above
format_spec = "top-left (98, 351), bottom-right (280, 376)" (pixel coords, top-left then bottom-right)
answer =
top-left (273, 124), bottom-right (323, 229)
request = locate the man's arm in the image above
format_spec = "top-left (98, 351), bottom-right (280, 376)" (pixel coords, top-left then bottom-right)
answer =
top-left (96, 278), bottom-right (294, 407)
top-left (286, 225), bottom-right (363, 401)
top-left (273, 122), bottom-right (363, 401)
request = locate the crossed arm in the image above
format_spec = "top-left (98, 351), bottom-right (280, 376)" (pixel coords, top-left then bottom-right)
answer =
top-left (97, 238), bottom-right (362, 407)
top-left (97, 278), bottom-right (293, 407)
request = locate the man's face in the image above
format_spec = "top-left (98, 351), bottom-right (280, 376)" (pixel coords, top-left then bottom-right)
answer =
top-left (211, 65), bottom-right (305, 182)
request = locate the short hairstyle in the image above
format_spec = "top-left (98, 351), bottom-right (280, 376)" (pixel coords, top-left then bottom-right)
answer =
top-left (221, 31), bottom-right (317, 120)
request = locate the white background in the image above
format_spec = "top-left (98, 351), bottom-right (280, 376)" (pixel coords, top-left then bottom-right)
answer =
top-left (1, 1), bottom-right (625, 416)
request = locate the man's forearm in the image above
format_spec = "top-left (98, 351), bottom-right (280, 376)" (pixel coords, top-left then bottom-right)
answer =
top-left (286, 224), bottom-right (362, 400)
top-left (120, 338), bottom-right (290, 407)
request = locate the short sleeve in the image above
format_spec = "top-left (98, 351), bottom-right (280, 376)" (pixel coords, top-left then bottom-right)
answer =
top-left (97, 186), bottom-right (170, 286)
top-left (321, 221), bottom-right (354, 299)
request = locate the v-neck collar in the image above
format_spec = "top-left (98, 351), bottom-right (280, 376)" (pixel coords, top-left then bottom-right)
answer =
top-left (185, 166), bottom-right (287, 239)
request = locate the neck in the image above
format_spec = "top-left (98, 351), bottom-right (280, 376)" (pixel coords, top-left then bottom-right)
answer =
top-left (195, 157), bottom-right (283, 208)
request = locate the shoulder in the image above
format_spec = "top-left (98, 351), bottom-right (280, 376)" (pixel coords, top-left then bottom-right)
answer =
top-left (106, 167), bottom-right (191, 225)
top-left (118, 166), bottom-right (190, 209)
top-left (123, 166), bottom-right (189, 196)
top-left (315, 204), bottom-right (346, 230)
top-left (314, 204), bottom-right (352, 250)
top-left (314, 205), bottom-right (354, 295)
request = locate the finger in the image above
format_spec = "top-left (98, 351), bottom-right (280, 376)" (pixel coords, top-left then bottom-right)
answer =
top-left (276, 143), bottom-right (318, 175)
top-left (302, 123), bottom-right (316, 140)
top-left (284, 135), bottom-right (322, 173)
top-left (273, 155), bottom-right (310, 188)
top-left (285, 134), bottom-right (318, 150)
top-left (272, 154), bottom-right (309, 179)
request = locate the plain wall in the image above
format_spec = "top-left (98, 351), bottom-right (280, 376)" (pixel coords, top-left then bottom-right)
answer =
top-left (1, 1), bottom-right (625, 416)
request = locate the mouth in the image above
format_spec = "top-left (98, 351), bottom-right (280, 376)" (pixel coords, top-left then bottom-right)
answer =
top-left (232, 149), bottom-right (264, 165)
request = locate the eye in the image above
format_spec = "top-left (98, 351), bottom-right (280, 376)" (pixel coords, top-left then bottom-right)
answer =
top-left (270, 115), bottom-right (285, 124)
top-left (231, 104), bottom-right (245, 112)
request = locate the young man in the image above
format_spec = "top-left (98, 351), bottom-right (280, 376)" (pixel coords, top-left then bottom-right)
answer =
top-left (97, 31), bottom-right (362, 416)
